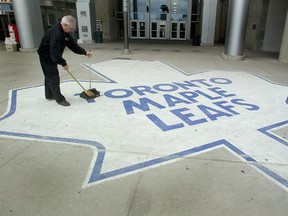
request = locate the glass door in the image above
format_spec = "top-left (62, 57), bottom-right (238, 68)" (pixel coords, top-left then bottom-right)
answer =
top-left (130, 0), bottom-right (148, 39)
top-left (129, 0), bottom-right (189, 40)
top-left (149, 0), bottom-right (188, 40)
top-left (149, 0), bottom-right (170, 39)
top-left (170, 0), bottom-right (188, 40)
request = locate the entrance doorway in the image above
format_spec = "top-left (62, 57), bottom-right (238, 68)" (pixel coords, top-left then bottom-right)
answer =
top-left (129, 0), bottom-right (189, 40)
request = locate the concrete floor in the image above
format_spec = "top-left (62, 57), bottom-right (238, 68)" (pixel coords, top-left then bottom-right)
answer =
top-left (0, 40), bottom-right (287, 216)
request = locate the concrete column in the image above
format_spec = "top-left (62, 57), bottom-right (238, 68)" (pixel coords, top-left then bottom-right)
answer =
top-left (12, 0), bottom-right (43, 52)
top-left (76, 0), bottom-right (96, 43)
top-left (201, 0), bottom-right (217, 46)
top-left (222, 0), bottom-right (250, 60)
top-left (279, 10), bottom-right (288, 63)
top-left (123, 0), bottom-right (131, 54)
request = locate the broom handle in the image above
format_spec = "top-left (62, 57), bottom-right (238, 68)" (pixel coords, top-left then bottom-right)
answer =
top-left (88, 54), bottom-right (92, 89)
top-left (66, 70), bottom-right (87, 92)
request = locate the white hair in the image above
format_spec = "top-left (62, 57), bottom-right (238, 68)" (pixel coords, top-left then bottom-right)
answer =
top-left (61, 15), bottom-right (76, 27)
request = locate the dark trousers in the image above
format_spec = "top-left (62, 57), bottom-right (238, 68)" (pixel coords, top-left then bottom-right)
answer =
top-left (39, 56), bottom-right (65, 103)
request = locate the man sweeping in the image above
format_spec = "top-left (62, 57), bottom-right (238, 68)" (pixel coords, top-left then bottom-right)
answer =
top-left (38, 15), bottom-right (92, 106)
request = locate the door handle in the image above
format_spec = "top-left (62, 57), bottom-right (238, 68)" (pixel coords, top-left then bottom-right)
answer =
top-left (146, 6), bottom-right (149, 12)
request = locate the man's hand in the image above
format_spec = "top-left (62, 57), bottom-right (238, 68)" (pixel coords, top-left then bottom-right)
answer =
top-left (63, 65), bottom-right (69, 71)
top-left (86, 50), bottom-right (93, 58)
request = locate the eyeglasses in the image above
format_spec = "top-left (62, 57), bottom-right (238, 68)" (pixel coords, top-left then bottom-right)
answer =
top-left (65, 24), bottom-right (76, 32)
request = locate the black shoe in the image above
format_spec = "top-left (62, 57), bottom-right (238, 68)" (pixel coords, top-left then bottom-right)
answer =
top-left (57, 100), bottom-right (70, 106)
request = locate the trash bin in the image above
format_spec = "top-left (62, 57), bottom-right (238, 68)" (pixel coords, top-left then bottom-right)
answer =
top-left (94, 31), bottom-right (103, 43)
top-left (192, 34), bottom-right (201, 46)
top-left (5, 37), bottom-right (17, 52)
top-left (95, 19), bottom-right (103, 43)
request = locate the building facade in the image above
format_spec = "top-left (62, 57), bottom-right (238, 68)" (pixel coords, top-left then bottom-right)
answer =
top-left (0, 0), bottom-right (288, 53)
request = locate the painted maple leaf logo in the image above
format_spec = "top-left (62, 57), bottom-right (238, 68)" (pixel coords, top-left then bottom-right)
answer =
top-left (0, 60), bottom-right (287, 189)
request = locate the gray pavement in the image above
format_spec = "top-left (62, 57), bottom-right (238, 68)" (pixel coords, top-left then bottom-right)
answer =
top-left (0, 40), bottom-right (288, 216)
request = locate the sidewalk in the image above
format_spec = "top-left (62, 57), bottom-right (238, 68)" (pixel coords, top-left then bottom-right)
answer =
top-left (0, 41), bottom-right (287, 216)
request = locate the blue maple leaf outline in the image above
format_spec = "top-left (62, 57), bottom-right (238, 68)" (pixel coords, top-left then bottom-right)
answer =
top-left (0, 61), bottom-right (287, 189)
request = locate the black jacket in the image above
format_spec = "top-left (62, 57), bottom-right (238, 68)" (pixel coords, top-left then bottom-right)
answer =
top-left (38, 23), bottom-right (86, 66)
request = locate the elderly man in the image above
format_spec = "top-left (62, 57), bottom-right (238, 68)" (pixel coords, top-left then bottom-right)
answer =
top-left (38, 15), bottom-right (92, 106)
